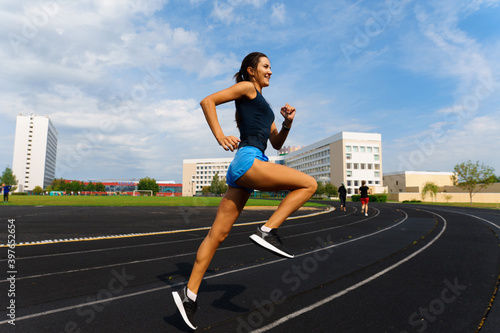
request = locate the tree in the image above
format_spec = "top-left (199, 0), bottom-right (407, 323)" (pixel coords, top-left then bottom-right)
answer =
top-left (33, 186), bottom-right (43, 195)
top-left (422, 182), bottom-right (439, 202)
top-left (202, 186), bottom-right (211, 196)
top-left (315, 181), bottom-right (326, 197)
top-left (95, 182), bottom-right (106, 192)
top-left (210, 173), bottom-right (227, 195)
top-left (67, 180), bottom-right (84, 192)
top-left (451, 160), bottom-right (496, 205)
top-left (52, 178), bottom-right (67, 191)
top-left (86, 181), bottom-right (96, 192)
top-left (138, 177), bottom-right (159, 195)
top-left (325, 182), bottom-right (338, 197)
top-left (1, 167), bottom-right (18, 191)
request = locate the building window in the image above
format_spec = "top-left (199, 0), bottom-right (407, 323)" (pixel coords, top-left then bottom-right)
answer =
top-left (374, 147), bottom-right (380, 153)
top-left (353, 146), bottom-right (358, 152)
top-left (347, 171), bottom-right (352, 177)
top-left (354, 180), bottom-right (359, 187)
top-left (375, 164), bottom-right (380, 170)
top-left (374, 154), bottom-right (380, 161)
top-left (361, 163), bottom-right (365, 170)
top-left (346, 153), bottom-right (351, 160)
top-left (346, 146), bottom-right (351, 152)
top-left (347, 180), bottom-right (352, 186)
top-left (396, 180), bottom-right (399, 185)
top-left (367, 147), bottom-right (372, 153)
top-left (360, 146), bottom-right (365, 153)
top-left (353, 163), bottom-right (358, 169)
top-left (346, 163), bottom-right (351, 169)
top-left (374, 171), bottom-right (380, 178)
top-left (368, 164), bottom-right (372, 170)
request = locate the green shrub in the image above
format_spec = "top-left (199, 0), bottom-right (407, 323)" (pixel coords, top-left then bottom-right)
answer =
top-left (351, 194), bottom-right (387, 203)
top-left (402, 199), bottom-right (422, 203)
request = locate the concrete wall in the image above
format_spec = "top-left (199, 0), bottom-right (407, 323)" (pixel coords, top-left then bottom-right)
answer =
top-left (388, 191), bottom-right (500, 204)
top-left (385, 172), bottom-right (500, 203)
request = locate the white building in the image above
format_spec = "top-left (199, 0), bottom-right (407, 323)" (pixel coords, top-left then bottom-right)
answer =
top-left (284, 132), bottom-right (383, 195)
top-left (12, 114), bottom-right (58, 192)
top-left (182, 132), bottom-right (384, 196)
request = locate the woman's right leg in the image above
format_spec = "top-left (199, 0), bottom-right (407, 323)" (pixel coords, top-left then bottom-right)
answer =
top-left (236, 159), bottom-right (317, 230)
top-left (187, 186), bottom-right (251, 294)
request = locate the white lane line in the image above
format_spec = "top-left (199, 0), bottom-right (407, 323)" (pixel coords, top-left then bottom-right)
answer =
top-left (251, 209), bottom-right (447, 333)
top-left (0, 208), bottom-right (412, 324)
top-left (0, 207), bottom-right (334, 248)
top-left (422, 207), bottom-right (500, 231)
top-left (0, 207), bottom-right (385, 281)
top-left (0, 208), bottom-right (333, 281)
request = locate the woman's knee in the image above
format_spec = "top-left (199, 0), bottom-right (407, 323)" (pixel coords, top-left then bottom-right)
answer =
top-left (207, 228), bottom-right (230, 244)
top-left (304, 175), bottom-right (318, 193)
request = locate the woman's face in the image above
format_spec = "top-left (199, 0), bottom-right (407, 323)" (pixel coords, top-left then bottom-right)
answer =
top-left (251, 57), bottom-right (272, 88)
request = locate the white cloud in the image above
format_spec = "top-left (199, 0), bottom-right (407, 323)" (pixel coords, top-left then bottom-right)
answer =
top-left (271, 3), bottom-right (286, 24)
top-left (211, 1), bottom-right (235, 24)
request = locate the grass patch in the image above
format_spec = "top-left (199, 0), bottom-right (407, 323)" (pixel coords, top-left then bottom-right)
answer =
top-left (3, 195), bottom-right (326, 207)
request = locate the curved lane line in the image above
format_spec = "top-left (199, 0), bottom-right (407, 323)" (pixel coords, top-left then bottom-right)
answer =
top-left (0, 207), bottom-right (411, 324)
top-left (251, 209), bottom-right (447, 333)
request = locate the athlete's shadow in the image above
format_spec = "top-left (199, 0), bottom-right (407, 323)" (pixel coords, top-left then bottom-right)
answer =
top-left (160, 262), bottom-right (249, 330)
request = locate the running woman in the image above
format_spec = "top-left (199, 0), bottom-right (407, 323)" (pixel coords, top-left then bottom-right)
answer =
top-left (172, 52), bottom-right (317, 330)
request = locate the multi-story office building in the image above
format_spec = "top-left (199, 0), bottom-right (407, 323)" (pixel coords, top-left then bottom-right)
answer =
top-left (285, 132), bottom-right (383, 195)
top-left (12, 114), bottom-right (58, 192)
top-left (182, 132), bottom-right (383, 196)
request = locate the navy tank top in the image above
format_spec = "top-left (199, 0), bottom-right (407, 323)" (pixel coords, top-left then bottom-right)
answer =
top-left (235, 89), bottom-right (275, 153)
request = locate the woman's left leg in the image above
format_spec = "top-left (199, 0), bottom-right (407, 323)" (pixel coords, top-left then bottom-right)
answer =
top-left (187, 186), bottom-right (251, 294)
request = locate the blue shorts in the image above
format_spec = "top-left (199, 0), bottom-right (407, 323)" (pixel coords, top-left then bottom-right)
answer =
top-left (226, 146), bottom-right (269, 193)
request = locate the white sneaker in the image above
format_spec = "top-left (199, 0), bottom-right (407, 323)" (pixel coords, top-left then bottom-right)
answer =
top-left (365, 213), bottom-right (368, 216)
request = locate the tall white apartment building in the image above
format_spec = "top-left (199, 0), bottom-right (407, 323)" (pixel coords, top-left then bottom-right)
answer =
top-left (284, 132), bottom-right (383, 195)
top-left (12, 114), bottom-right (58, 192)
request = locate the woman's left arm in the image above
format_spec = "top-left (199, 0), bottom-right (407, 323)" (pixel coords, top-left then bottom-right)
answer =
top-left (269, 103), bottom-right (295, 150)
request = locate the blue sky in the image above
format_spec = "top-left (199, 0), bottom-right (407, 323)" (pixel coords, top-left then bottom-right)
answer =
top-left (1, 0), bottom-right (499, 183)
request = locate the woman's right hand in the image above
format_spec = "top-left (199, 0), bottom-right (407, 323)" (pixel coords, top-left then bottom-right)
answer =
top-left (217, 135), bottom-right (240, 151)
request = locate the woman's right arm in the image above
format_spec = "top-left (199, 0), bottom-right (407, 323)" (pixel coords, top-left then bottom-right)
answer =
top-left (200, 82), bottom-right (255, 151)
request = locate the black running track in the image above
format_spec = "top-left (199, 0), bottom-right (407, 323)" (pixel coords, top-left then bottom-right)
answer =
top-left (0, 202), bottom-right (499, 333)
